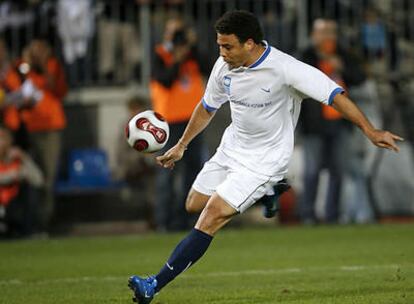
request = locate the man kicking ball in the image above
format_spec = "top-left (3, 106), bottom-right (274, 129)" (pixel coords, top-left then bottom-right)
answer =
top-left (128, 10), bottom-right (402, 303)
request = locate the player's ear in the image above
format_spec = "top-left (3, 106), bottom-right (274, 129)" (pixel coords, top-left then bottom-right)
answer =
top-left (244, 39), bottom-right (255, 51)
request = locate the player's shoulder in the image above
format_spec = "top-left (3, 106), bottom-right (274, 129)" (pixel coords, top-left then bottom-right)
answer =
top-left (211, 56), bottom-right (229, 77)
top-left (266, 46), bottom-right (307, 78)
top-left (213, 56), bottom-right (228, 70)
top-left (268, 46), bottom-right (299, 66)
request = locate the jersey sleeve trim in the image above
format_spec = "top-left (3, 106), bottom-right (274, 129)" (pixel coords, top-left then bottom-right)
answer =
top-left (328, 87), bottom-right (345, 105)
top-left (202, 98), bottom-right (217, 112)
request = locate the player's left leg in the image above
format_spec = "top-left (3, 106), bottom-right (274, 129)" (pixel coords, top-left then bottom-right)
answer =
top-left (128, 194), bottom-right (236, 304)
top-left (185, 188), bottom-right (210, 213)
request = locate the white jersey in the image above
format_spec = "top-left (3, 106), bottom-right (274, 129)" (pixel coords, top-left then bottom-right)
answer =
top-left (202, 41), bottom-right (344, 177)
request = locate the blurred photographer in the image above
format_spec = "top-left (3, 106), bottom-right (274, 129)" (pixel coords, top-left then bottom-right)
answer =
top-left (0, 39), bottom-right (42, 151)
top-left (5, 39), bottom-right (68, 233)
top-left (150, 17), bottom-right (207, 231)
top-left (152, 17), bottom-right (200, 88)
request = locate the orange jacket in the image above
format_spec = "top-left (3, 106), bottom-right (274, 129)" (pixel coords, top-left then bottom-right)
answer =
top-left (1, 67), bottom-right (21, 130)
top-left (318, 60), bottom-right (346, 121)
top-left (21, 58), bottom-right (67, 132)
top-left (0, 158), bottom-right (20, 206)
top-left (2, 58), bottom-right (67, 132)
top-left (150, 45), bottom-right (204, 123)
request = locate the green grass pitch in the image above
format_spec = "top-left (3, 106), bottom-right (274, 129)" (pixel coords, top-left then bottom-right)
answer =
top-left (0, 224), bottom-right (413, 303)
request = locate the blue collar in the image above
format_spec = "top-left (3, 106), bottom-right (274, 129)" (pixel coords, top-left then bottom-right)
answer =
top-left (249, 41), bottom-right (270, 68)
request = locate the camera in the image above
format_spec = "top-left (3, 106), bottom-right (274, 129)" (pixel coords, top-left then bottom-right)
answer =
top-left (172, 30), bottom-right (188, 46)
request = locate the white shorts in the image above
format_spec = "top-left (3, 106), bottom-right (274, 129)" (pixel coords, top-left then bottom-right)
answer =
top-left (192, 150), bottom-right (284, 213)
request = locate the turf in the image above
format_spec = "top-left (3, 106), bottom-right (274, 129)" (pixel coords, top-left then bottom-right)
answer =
top-left (0, 224), bottom-right (413, 304)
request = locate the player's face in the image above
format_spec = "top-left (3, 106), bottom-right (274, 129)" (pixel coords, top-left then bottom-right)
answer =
top-left (217, 33), bottom-right (251, 69)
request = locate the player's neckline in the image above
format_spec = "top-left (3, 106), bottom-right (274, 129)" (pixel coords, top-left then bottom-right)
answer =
top-left (249, 41), bottom-right (270, 69)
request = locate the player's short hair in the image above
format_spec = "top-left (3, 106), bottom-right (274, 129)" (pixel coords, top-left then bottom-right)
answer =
top-left (215, 10), bottom-right (263, 44)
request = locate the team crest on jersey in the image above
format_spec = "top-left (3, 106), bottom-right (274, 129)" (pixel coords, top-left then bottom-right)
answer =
top-left (223, 76), bottom-right (231, 94)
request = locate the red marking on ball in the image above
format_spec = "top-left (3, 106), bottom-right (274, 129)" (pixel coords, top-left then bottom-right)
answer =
top-left (136, 118), bottom-right (167, 143)
top-left (133, 139), bottom-right (149, 151)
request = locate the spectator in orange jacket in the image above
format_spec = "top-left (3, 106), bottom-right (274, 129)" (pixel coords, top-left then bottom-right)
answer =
top-left (8, 39), bottom-right (68, 233)
top-left (150, 17), bottom-right (207, 231)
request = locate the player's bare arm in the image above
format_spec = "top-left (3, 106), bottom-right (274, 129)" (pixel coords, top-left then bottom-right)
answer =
top-left (332, 93), bottom-right (404, 152)
top-left (156, 102), bottom-right (215, 169)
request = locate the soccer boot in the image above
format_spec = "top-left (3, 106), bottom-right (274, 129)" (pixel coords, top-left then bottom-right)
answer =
top-left (128, 275), bottom-right (157, 304)
top-left (261, 179), bottom-right (291, 218)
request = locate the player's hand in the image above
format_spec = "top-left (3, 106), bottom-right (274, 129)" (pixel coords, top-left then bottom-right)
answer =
top-left (156, 142), bottom-right (187, 169)
top-left (368, 129), bottom-right (404, 152)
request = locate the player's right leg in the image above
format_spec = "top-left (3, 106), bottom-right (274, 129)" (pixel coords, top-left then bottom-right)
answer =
top-left (127, 151), bottom-right (281, 303)
top-left (128, 193), bottom-right (236, 304)
top-left (128, 154), bottom-right (227, 303)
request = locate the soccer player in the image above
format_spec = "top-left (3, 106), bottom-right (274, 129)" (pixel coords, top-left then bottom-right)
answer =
top-left (128, 10), bottom-right (402, 303)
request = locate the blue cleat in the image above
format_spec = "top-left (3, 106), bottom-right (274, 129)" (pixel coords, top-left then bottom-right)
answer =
top-left (128, 275), bottom-right (157, 304)
top-left (261, 179), bottom-right (290, 218)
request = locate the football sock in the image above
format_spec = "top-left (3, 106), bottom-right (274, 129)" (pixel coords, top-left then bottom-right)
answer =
top-left (155, 228), bottom-right (213, 292)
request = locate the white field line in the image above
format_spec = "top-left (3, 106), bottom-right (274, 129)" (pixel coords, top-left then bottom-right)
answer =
top-left (0, 264), bottom-right (407, 287)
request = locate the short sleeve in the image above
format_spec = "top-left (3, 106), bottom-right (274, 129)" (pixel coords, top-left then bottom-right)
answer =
top-left (282, 55), bottom-right (344, 105)
top-left (202, 58), bottom-right (228, 112)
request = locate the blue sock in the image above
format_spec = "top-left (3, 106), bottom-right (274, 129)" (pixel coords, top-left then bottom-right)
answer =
top-left (155, 228), bottom-right (213, 291)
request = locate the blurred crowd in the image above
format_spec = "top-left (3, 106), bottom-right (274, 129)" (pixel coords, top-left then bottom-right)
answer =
top-left (0, 37), bottom-right (67, 238)
top-left (1, 0), bottom-right (413, 237)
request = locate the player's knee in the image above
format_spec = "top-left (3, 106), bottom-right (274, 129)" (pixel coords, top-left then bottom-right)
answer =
top-left (195, 205), bottom-right (215, 229)
top-left (195, 198), bottom-right (235, 235)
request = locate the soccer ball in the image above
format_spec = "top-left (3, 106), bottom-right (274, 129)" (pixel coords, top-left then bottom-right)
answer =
top-left (125, 110), bottom-right (169, 153)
